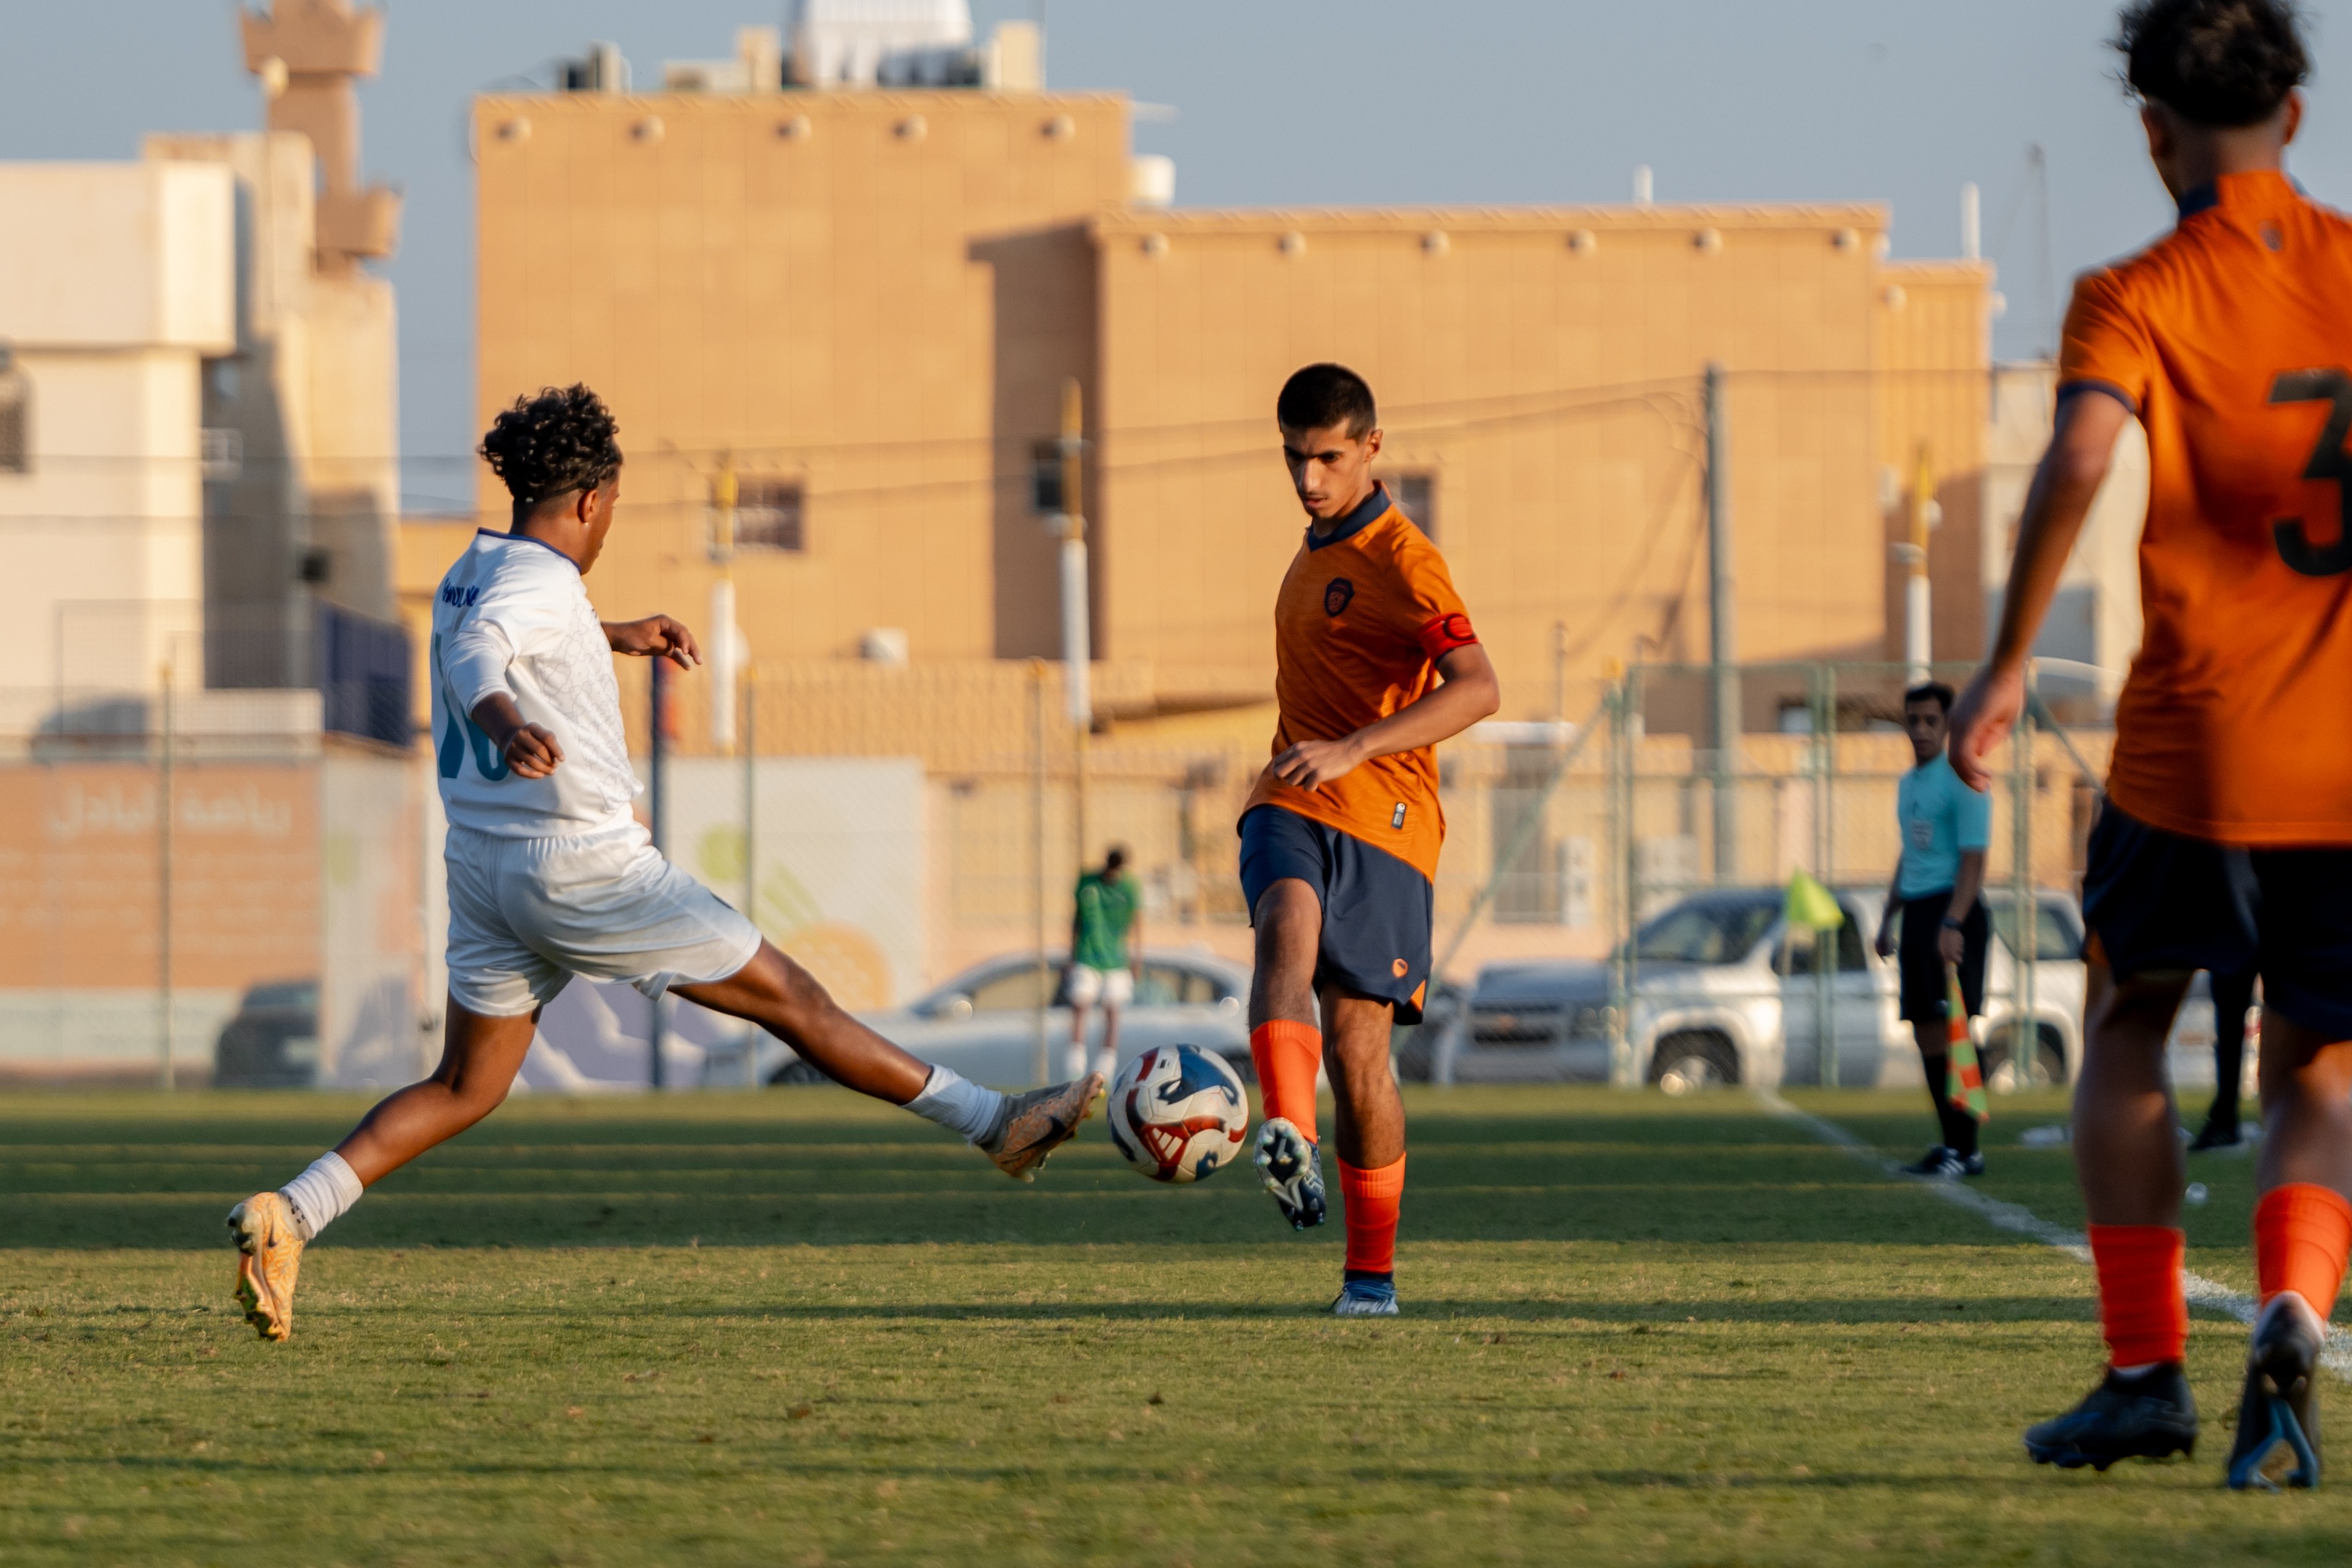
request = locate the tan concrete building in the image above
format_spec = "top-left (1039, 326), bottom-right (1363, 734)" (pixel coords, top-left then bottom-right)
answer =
top-left (435, 48), bottom-right (2011, 987)
top-left (463, 80), bottom-right (1994, 737)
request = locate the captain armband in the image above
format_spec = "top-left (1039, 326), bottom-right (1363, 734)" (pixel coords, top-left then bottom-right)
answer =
top-left (1417, 612), bottom-right (1480, 662)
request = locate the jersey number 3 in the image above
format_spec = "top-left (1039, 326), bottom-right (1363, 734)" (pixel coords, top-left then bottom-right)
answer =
top-left (2270, 369), bottom-right (2352, 577)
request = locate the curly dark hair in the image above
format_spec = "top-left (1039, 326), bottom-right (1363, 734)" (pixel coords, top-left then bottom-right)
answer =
top-left (479, 384), bottom-right (624, 507)
top-left (2116, 0), bottom-right (2309, 127)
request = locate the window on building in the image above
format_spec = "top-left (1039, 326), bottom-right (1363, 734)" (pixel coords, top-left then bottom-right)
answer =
top-left (0, 347), bottom-right (28, 475)
top-left (736, 479), bottom-right (806, 552)
top-left (1391, 471), bottom-right (1436, 538)
top-left (1031, 440), bottom-right (1067, 515)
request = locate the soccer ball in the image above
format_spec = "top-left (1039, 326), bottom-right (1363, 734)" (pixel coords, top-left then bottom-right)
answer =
top-left (1106, 1045), bottom-right (1249, 1183)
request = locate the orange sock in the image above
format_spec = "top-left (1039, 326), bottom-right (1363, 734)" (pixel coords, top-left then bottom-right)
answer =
top-left (1340, 1154), bottom-right (1406, 1276)
top-left (2088, 1224), bottom-right (2187, 1367)
top-left (1250, 1021), bottom-right (1322, 1143)
top-left (2256, 1183), bottom-right (2352, 1321)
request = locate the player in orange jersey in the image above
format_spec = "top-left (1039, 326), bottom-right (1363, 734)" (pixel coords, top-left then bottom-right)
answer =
top-left (1241, 364), bottom-right (1500, 1316)
top-left (1951, 0), bottom-right (2352, 1487)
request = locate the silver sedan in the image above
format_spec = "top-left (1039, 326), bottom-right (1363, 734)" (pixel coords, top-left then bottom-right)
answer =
top-left (712, 947), bottom-right (1254, 1090)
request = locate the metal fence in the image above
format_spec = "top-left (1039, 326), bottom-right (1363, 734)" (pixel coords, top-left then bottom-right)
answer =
top-left (1437, 659), bottom-right (2112, 1088)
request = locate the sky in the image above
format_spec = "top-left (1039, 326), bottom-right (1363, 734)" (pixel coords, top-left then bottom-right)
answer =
top-left (6, 1), bottom-right (2352, 510)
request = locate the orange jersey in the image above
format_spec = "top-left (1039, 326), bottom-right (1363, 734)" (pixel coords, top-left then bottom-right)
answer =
top-left (2060, 170), bottom-right (2352, 845)
top-left (1241, 485), bottom-right (1477, 880)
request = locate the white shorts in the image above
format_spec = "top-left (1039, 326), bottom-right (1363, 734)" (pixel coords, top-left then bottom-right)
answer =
top-left (445, 823), bottom-right (762, 1018)
top-left (1067, 963), bottom-right (1133, 1008)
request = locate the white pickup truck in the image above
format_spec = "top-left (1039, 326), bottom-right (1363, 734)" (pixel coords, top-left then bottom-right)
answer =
top-left (1433, 886), bottom-right (2090, 1092)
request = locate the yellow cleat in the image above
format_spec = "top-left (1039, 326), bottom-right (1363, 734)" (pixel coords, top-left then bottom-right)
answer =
top-left (981, 1073), bottom-right (1103, 1182)
top-left (228, 1191), bottom-right (305, 1342)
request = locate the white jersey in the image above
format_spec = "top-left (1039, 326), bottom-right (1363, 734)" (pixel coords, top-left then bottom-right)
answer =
top-left (428, 530), bottom-right (641, 839)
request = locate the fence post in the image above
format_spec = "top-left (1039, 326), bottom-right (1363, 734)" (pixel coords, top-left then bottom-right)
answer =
top-left (1030, 659), bottom-right (1050, 1088)
top-left (1812, 663), bottom-right (1836, 1088)
top-left (157, 658), bottom-right (175, 1092)
top-left (648, 656), bottom-right (668, 1091)
top-left (742, 666), bottom-right (759, 1090)
top-left (1607, 663), bottom-right (1634, 1088)
top-left (1705, 364), bottom-right (1740, 881)
top-left (2015, 662), bottom-right (2037, 1071)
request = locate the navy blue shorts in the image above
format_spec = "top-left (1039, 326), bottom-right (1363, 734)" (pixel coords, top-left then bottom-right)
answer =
top-left (1238, 805), bottom-right (1433, 1024)
top-left (2082, 802), bottom-right (2352, 1040)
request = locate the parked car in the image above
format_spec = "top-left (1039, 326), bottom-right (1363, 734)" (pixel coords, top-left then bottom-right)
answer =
top-left (1430, 886), bottom-right (2089, 1092)
top-left (708, 947), bottom-right (1253, 1090)
top-left (212, 979), bottom-right (321, 1088)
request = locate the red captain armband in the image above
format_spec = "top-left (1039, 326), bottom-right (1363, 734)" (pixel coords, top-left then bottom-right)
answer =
top-left (1417, 612), bottom-right (1479, 662)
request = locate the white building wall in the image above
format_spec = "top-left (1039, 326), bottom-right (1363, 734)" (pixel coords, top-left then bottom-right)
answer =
top-left (0, 160), bottom-right (230, 723)
top-left (1983, 362), bottom-right (2150, 715)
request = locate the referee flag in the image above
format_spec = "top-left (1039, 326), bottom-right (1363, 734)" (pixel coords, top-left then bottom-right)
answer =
top-left (1945, 966), bottom-right (1988, 1123)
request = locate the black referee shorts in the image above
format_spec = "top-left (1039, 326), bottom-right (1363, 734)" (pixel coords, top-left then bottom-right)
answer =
top-left (1897, 892), bottom-right (1988, 1026)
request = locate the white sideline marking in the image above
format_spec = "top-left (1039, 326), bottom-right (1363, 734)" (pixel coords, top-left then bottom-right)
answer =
top-left (1754, 1089), bottom-right (2352, 1382)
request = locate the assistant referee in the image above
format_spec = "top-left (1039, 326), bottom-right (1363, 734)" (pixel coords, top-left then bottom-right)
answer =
top-left (1873, 681), bottom-right (1992, 1178)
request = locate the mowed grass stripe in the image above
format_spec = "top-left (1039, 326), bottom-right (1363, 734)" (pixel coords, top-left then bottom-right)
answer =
top-left (7, 1087), bottom-right (2349, 1567)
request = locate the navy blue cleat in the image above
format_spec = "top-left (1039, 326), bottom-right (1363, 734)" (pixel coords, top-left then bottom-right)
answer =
top-left (2024, 1364), bottom-right (2198, 1471)
top-left (1330, 1276), bottom-right (1399, 1317)
top-left (2227, 1299), bottom-right (2325, 1491)
top-left (1254, 1116), bottom-right (1326, 1230)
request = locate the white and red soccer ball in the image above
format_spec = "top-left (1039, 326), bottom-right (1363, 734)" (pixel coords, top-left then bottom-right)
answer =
top-left (1106, 1045), bottom-right (1249, 1183)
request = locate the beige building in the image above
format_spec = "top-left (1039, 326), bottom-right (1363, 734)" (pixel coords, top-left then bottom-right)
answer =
top-left (428, 33), bottom-right (2011, 985)
top-left (461, 76), bottom-right (1994, 734)
top-left (0, 157), bottom-right (235, 729)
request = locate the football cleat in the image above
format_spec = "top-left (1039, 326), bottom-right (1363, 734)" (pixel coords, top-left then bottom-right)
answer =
top-left (2227, 1298), bottom-right (2325, 1491)
top-left (1959, 1150), bottom-right (1987, 1179)
top-left (1254, 1116), bottom-right (1326, 1229)
top-left (2024, 1363), bottom-right (2198, 1470)
top-left (228, 1191), bottom-right (305, 1343)
top-left (1330, 1277), bottom-right (1399, 1317)
top-left (2188, 1117), bottom-right (2248, 1153)
top-left (980, 1073), bottom-right (1103, 1182)
top-left (1904, 1145), bottom-right (1964, 1179)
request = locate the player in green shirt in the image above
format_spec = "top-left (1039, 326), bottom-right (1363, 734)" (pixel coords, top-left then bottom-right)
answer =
top-left (1069, 847), bottom-right (1143, 1077)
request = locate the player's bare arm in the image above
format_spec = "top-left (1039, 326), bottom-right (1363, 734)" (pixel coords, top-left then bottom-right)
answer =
top-left (469, 692), bottom-right (563, 779)
top-left (1948, 389), bottom-right (2130, 789)
top-left (1269, 643), bottom-right (1500, 789)
top-left (604, 615), bottom-right (702, 669)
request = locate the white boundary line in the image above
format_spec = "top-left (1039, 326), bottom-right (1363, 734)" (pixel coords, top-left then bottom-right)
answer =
top-left (1754, 1088), bottom-right (2352, 1382)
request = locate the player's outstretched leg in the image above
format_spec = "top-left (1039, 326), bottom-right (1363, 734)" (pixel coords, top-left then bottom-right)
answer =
top-left (2227, 1012), bottom-right (2352, 1489)
top-left (228, 1000), bottom-right (540, 1340)
top-left (1325, 988), bottom-right (1405, 1316)
top-left (1248, 879), bottom-right (1327, 1230)
top-left (679, 940), bottom-right (1102, 1182)
top-left (2025, 966), bottom-right (2201, 1469)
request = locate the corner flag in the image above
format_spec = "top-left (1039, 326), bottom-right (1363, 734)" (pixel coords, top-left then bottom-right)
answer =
top-left (1945, 966), bottom-right (1989, 1124)
top-left (1783, 868), bottom-right (1843, 933)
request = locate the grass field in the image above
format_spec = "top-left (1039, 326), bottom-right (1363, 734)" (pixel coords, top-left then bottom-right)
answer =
top-left (3, 1083), bottom-right (2345, 1567)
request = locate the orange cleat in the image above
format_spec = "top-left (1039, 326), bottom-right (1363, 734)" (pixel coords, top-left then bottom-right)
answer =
top-left (981, 1074), bottom-right (1103, 1182)
top-left (228, 1191), bottom-right (305, 1342)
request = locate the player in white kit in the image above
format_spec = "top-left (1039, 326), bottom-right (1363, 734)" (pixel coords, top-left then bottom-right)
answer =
top-left (227, 386), bottom-right (1103, 1340)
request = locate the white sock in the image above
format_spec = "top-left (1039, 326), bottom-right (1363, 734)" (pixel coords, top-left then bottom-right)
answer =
top-left (279, 1151), bottom-right (364, 1243)
top-left (907, 1064), bottom-right (1009, 1145)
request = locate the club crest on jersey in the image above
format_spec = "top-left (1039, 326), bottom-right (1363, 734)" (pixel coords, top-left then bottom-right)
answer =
top-left (1324, 578), bottom-right (1355, 617)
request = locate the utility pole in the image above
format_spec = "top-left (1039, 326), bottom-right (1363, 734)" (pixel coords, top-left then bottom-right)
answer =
top-left (648, 657), bottom-right (670, 1090)
top-left (1903, 441), bottom-right (1937, 683)
top-left (1056, 378), bottom-right (1091, 876)
top-left (1704, 362), bottom-right (1738, 880)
